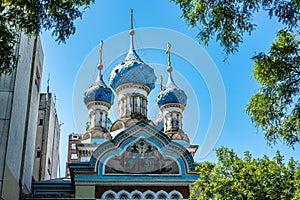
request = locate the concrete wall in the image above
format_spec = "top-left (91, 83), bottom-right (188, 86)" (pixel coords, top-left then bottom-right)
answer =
top-left (0, 33), bottom-right (44, 200)
top-left (33, 93), bottom-right (60, 181)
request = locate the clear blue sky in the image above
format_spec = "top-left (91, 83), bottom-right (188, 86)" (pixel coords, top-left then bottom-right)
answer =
top-left (40, 0), bottom-right (300, 177)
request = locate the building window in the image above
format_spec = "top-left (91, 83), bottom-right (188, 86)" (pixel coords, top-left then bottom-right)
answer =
top-left (39, 119), bottom-right (43, 125)
top-left (71, 143), bottom-right (76, 150)
top-left (72, 135), bottom-right (78, 140)
top-left (71, 154), bottom-right (78, 160)
top-left (36, 150), bottom-right (41, 158)
top-left (35, 69), bottom-right (41, 91)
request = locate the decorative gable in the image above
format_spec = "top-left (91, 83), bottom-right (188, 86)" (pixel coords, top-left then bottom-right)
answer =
top-left (90, 120), bottom-right (195, 176)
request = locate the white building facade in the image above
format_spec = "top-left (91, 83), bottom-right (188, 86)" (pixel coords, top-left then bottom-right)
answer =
top-left (0, 33), bottom-right (44, 200)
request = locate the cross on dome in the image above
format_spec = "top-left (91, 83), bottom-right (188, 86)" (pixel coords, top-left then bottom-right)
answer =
top-left (109, 9), bottom-right (157, 92)
top-left (156, 42), bottom-right (187, 108)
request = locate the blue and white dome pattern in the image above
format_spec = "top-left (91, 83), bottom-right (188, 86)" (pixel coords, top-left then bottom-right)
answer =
top-left (110, 59), bottom-right (156, 91)
top-left (157, 73), bottom-right (187, 108)
top-left (84, 76), bottom-right (114, 105)
top-left (109, 36), bottom-right (156, 91)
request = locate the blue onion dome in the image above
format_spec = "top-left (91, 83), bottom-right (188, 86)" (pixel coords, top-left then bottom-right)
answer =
top-left (84, 73), bottom-right (114, 106)
top-left (157, 42), bottom-right (187, 108)
top-left (84, 40), bottom-right (115, 107)
top-left (157, 67), bottom-right (187, 108)
top-left (109, 21), bottom-right (156, 93)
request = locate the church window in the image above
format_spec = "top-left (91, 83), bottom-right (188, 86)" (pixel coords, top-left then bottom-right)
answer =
top-left (171, 193), bottom-right (180, 199)
top-left (105, 193), bottom-right (115, 199)
top-left (119, 193), bottom-right (128, 199)
top-left (145, 193), bottom-right (154, 199)
top-left (157, 193), bottom-right (167, 199)
top-left (132, 193), bottom-right (141, 199)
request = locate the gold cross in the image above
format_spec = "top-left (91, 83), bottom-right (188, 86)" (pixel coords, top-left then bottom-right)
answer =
top-left (99, 40), bottom-right (103, 65)
top-left (166, 42), bottom-right (171, 67)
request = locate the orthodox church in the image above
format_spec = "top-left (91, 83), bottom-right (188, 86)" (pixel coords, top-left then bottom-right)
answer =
top-left (29, 10), bottom-right (199, 200)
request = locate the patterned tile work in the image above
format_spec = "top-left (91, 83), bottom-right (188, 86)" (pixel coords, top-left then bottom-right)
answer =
top-left (84, 76), bottom-right (115, 105)
top-left (157, 87), bottom-right (187, 108)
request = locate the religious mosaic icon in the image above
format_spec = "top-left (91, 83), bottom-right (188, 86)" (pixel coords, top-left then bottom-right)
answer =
top-left (105, 138), bottom-right (179, 174)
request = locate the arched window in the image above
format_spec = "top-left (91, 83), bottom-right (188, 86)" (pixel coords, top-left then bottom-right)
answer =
top-left (170, 193), bottom-right (180, 199)
top-left (145, 193), bottom-right (154, 199)
top-left (132, 193), bottom-right (141, 199)
top-left (102, 190), bottom-right (117, 199)
top-left (105, 193), bottom-right (115, 200)
top-left (119, 193), bottom-right (129, 199)
top-left (169, 190), bottom-right (183, 199)
top-left (143, 190), bottom-right (156, 199)
top-left (157, 193), bottom-right (167, 199)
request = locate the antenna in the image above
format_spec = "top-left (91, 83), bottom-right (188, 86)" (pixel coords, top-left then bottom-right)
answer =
top-left (47, 73), bottom-right (50, 93)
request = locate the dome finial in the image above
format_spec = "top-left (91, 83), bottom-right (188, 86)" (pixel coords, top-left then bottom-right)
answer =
top-left (165, 42), bottom-right (178, 88)
top-left (129, 9), bottom-right (135, 36)
top-left (124, 9), bottom-right (141, 62)
top-left (97, 40), bottom-right (104, 80)
top-left (166, 42), bottom-right (172, 72)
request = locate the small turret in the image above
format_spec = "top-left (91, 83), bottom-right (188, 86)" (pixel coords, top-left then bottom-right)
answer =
top-left (82, 40), bottom-right (114, 144)
top-left (156, 43), bottom-right (189, 145)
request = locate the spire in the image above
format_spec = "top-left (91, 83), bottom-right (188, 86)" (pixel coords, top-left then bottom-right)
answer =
top-left (97, 40), bottom-right (104, 82)
top-left (125, 9), bottom-right (141, 62)
top-left (129, 8), bottom-right (134, 50)
top-left (165, 42), bottom-right (178, 88)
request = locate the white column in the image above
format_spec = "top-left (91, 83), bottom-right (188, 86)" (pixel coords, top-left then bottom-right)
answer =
top-left (179, 113), bottom-right (182, 130)
top-left (91, 111), bottom-right (96, 128)
top-left (101, 112), bottom-right (106, 127)
top-left (137, 96), bottom-right (140, 114)
top-left (126, 96), bottom-right (130, 116)
top-left (130, 96), bottom-right (133, 114)
top-left (120, 98), bottom-right (123, 117)
top-left (145, 99), bottom-right (147, 116)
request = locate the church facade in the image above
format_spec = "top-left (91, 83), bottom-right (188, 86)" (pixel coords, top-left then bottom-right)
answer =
top-left (28, 10), bottom-right (199, 200)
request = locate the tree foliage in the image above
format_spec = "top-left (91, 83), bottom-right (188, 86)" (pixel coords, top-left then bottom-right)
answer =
top-left (246, 30), bottom-right (300, 147)
top-left (191, 147), bottom-right (300, 199)
top-left (171, 0), bottom-right (300, 147)
top-left (170, 0), bottom-right (300, 55)
top-left (0, 0), bottom-right (94, 74)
